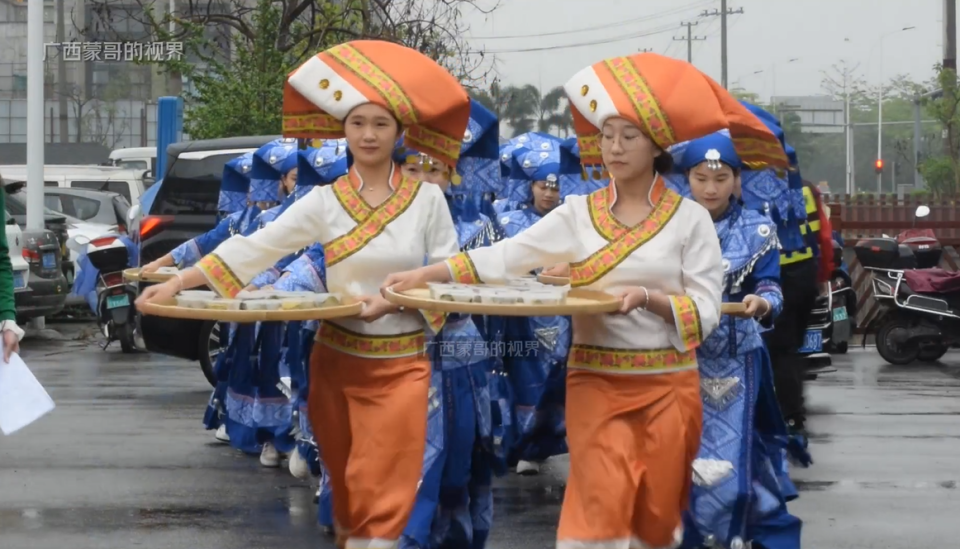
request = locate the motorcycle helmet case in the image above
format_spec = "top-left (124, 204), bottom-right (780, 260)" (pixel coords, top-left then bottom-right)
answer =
top-left (854, 238), bottom-right (908, 269)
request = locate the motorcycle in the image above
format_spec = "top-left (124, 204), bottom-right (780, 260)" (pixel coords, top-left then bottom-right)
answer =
top-left (857, 205), bottom-right (957, 365)
top-left (799, 233), bottom-right (855, 377)
top-left (822, 232), bottom-right (857, 355)
top-left (67, 233), bottom-right (140, 353)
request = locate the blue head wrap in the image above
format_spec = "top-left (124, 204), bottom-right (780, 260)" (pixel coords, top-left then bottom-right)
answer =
top-left (218, 152), bottom-right (253, 213)
top-left (298, 140), bottom-right (349, 187)
top-left (507, 136), bottom-right (580, 204)
top-left (453, 99), bottom-right (500, 197)
top-left (740, 101), bottom-right (786, 151)
top-left (248, 178), bottom-right (281, 203)
top-left (251, 139), bottom-right (299, 180)
top-left (678, 132), bottom-right (743, 172)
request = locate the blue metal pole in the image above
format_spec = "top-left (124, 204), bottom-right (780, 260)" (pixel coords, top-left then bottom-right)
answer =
top-left (155, 96), bottom-right (183, 180)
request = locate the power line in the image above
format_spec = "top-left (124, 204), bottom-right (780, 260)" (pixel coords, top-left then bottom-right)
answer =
top-left (474, 22), bottom-right (682, 54)
top-left (466, 0), bottom-right (714, 40)
top-left (673, 21), bottom-right (707, 63)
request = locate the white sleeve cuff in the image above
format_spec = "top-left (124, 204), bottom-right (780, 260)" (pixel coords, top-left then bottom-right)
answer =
top-left (1, 320), bottom-right (25, 342)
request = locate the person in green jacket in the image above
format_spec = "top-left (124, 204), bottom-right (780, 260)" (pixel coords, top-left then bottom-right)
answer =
top-left (0, 177), bottom-right (24, 362)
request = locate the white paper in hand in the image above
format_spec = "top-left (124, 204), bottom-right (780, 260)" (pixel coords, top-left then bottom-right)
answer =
top-left (0, 351), bottom-right (55, 435)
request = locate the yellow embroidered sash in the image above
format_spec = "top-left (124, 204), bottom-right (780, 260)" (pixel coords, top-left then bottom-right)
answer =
top-left (568, 344), bottom-right (697, 375)
top-left (325, 174), bottom-right (421, 268)
top-left (570, 180), bottom-right (682, 288)
top-left (316, 322), bottom-right (425, 358)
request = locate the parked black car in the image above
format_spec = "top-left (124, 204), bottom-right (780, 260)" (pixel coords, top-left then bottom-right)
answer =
top-left (136, 136), bottom-right (278, 385)
top-left (13, 226), bottom-right (68, 320)
top-left (4, 188), bottom-right (71, 260)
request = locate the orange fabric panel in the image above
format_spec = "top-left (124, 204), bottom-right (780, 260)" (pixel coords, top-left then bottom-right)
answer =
top-left (309, 342), bottom-right (431, 545)
top-left (558, 368), bottom-right (702, 547)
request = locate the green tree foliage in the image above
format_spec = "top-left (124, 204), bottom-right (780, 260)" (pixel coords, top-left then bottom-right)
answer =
top-left (178, 0), bottom-right (292, 138)
top-left (918, 65), bottom-right (960, 197)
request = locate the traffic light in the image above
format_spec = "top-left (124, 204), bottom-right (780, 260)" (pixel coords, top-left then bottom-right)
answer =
top-left (875, 159), bottom-right (884, 173)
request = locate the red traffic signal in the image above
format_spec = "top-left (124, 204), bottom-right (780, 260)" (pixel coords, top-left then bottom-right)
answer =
top-left (875, 159), bottom-right (884, 173)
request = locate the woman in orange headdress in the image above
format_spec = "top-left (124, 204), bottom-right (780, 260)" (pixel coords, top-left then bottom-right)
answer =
top-left (383, 53), bottom-right (788, 549)
top-left (136, 41), bottom-right (471, 549)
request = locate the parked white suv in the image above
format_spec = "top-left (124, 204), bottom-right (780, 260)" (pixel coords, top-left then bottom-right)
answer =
top-left (6, 220), bottom-right (31, 294)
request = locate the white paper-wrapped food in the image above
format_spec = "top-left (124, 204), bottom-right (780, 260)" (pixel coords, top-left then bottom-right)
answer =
top-left (156, 266), bottom-right (180, 274)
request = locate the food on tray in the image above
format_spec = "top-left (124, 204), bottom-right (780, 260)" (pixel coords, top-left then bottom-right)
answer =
top-left (176, 296), bottom-right (206, 309)
top-left (313, 294), bottom-right (342, 307)
top-left (519, 290), bottom-right (566, 305)
top-left (241, 299), bottom-right (284, 311)
top-left (156, 267), bottom-right (180, 274)
top-left (423, 282), bottom-right (572, 306)
top-left (205, 299), bottom-right (243, 311)
top-left (280, 298), bottom-right (316, 310)
top-left (480, 291), bottom-right (522, 305)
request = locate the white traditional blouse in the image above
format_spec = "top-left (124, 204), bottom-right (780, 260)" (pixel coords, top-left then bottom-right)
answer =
top-left (197, 166), bottom-right (460, 359)
top-left (447, 178), bottom-right (723, 375)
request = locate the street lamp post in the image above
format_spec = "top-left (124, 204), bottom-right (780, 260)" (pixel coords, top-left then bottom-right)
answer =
top-left (877, 26), bottom-right (916, 195)
top-left (771, 58), bottom-right (799, 105)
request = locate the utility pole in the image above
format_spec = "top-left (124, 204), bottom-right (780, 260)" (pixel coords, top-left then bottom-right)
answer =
top-left (55, 0), bottom-right (67, 143)
top-left (673, 21), bottom-right (706, 63)
top-left (944, 0), bottom-right (956, 156)
top-left (701, 1), bottom-right (744, 88)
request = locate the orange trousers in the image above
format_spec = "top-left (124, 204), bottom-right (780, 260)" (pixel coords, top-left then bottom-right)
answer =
top-left (308, 343), bottom-right (431, 549)
top-left (557, 368), bottom-right (703, 549)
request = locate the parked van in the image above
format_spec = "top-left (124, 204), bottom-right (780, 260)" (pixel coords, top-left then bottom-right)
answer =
top-left (0, 165), bottom-right (146, 205)
top-left (109, 147), bottom-right (156, 174)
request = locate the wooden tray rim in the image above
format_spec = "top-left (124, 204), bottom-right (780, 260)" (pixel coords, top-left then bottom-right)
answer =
top-left (537, 275), bottom-right (749, 315)
top-left (138, 297), bottom-right (363, 322)
top-left (124, 268), bottom-right (178, 283)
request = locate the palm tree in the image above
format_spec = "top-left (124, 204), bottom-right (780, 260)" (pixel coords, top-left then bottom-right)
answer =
top-left (467, 82), bottom-right (576, 138)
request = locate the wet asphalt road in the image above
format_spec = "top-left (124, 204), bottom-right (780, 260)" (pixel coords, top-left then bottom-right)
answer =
top-left (2, 325), bottom-right (959, 549)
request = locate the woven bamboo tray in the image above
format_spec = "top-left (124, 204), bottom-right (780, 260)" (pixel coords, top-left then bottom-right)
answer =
top-left (536, 274), bottom-right (748, 315)
top-left (384, 287), bottom-right (620, 316)
top-left (124, 268), bottom-right (178, 283)
top-left (138, 297), bottom-right (363, 322)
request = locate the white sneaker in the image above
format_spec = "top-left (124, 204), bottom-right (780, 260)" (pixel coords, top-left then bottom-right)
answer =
top-left (215, 424), bottom-right (230, 443)
top-left (289, 449), bottom-right (312, 480)
top-left (516, 460), bottom-right (541, 475)
top-left (260, 442), bottom-right (280, 467)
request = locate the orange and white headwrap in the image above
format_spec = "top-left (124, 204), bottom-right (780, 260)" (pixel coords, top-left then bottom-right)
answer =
top-left (281, 40), bottom-right (471, 169)
top-left (562, 53), bottom-right (788, 170)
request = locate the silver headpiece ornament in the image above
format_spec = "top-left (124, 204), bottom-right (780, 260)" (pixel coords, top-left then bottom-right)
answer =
top-left (704, 149), bottom-right (722, 171)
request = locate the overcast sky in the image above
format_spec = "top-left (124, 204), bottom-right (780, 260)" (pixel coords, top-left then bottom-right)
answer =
top-left (462, 0), bottom-right (944, 99)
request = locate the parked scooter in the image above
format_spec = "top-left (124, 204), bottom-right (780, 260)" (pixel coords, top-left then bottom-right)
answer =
top-left (68, 233), bottom-right (140, 352)
top-left (857, 205), bottom-right (957, 365)
top-left (822, 232), bottom-right (857, 354)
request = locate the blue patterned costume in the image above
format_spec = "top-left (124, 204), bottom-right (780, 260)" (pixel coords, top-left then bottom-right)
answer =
top-left (201, 141), bottom-right (302, 455)
top-left (672, 135), bottom-right (809, 549)
top-left (170, 153), bottom-right (260, 268)
top-left (401, 100), bottom-right (512, 549)
top-left (493, 143), bottom-right (583, 468)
